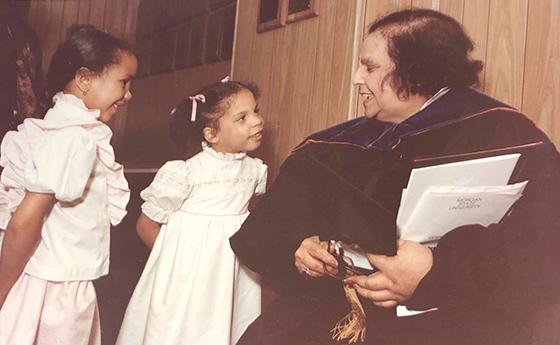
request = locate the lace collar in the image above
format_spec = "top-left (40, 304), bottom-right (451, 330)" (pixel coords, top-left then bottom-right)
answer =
top-left (201, 141), bottom-right (247, 161)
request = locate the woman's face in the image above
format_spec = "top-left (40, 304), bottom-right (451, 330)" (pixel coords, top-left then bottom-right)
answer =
top-left (352, 32), bottom-right (422, 123)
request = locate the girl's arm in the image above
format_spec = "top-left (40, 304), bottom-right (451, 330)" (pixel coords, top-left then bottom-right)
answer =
top-left (0, 192), bottom-right (55, 309)
top-left (136, 213), bottom-right (161, 249)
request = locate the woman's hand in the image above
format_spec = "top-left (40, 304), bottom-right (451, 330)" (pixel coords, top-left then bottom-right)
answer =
top-left (294, 235), bottom-right (338, 278)
top-left (344, 239), bottom-right (433, 308)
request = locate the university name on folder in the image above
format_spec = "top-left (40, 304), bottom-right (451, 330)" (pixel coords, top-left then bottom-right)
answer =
top-left (394, 143), bottom-right (543, 317)
top-left (396, 153), bottom-right (527, 247)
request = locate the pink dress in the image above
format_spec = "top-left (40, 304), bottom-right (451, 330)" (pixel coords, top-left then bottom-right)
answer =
top-left (0, 93), bottom-right (129, 345)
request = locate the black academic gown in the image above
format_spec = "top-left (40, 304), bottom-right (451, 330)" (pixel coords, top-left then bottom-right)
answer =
top-left (230, 87), bottom-right (560, 345)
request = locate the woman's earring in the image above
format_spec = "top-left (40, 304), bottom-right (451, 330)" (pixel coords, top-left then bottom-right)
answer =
top-left (76, 81), bottom-right (88, 96)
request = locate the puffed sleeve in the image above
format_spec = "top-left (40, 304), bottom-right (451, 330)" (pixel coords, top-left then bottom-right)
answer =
top-left (140, 160), bottom-right (192, 223)
top-left (255, 159), bottom-right (268, 196)
top-left (24, 127), bottom-right (96, 202)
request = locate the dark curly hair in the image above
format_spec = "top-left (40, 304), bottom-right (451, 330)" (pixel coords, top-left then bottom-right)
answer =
top-left (368, 8), bottom-right (483, 99)
top-left (169, 80), bottom-right (260, 156)
top-left (46, 25), bottom-right (135, 100)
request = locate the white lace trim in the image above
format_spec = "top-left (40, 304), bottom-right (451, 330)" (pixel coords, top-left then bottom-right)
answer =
top-left (141, 202), bottom-right (172, 224)
top-left (201, 141), bottom-right (247, 161)
top-left (191, 176), bottom-right (259, 188)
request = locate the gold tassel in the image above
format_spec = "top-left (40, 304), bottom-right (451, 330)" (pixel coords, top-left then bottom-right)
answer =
top-left (330, 284), bottom-right (367, 343)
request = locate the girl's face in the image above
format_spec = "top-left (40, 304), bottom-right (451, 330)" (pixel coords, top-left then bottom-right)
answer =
top-left (84, 52), bottom-right (138, 123)
top-left (207, 89), bottom-right (264, 154)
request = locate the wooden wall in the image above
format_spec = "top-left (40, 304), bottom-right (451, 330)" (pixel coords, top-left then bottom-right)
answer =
top-left (231, 0), bottom-right (359, 179)
top-left (26, 0), bottom-right (140, 162)
top-left (25, 0), bottom-right (231, 169)
top-left (362, 0), bottom-right (560, 148)
top-left (233, 0), bottom-right (560, 181)
top-left (23, 0), bottom-right (560, 174)
top-left (123, 61), bottom-right (231, 169)
top-left (27, 0), bottom-right (139, 73)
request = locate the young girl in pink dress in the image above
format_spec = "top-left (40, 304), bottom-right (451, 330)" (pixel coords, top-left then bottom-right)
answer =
top-left (0, 25), bottom-right (137, 345)
top-left (116, 79), bottom-right (267, 345)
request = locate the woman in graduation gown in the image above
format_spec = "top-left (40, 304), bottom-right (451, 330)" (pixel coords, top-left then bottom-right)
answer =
top-left (230, 8), bottom-right (560, 345)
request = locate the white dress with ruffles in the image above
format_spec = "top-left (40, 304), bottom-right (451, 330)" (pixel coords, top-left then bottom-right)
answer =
top-left (116, 143), bottom-right (267, 345)
top-left (0, 93), bottom-right (129, 345)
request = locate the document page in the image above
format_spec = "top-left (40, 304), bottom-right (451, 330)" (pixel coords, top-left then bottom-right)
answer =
top-left (400, 182), bottom-right (527, 245)
top-left (395, 153), bottom-right (525, 317)
top-left (397, 153), bottom-right (520, 235)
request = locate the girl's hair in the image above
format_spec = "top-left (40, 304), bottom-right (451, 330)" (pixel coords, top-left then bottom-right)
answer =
top-left (46, 25), bottom-right (135, 99)
top-left (368, 8), bottom-right (483, 99)
top-left (169, 80), bottom-right (260, 156)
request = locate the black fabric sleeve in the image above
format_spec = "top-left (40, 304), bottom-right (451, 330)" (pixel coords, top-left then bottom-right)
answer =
top-left (230, 151), bottom-right (334, 290)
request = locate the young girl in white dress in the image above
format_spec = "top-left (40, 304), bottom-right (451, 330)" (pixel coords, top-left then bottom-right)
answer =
top-left (116, 79), bottom-right (267, 345)
top-left (0, 25), bottom-right (137, 345)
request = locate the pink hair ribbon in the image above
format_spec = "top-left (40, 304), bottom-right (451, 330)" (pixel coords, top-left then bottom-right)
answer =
top-left (188, 94), bottom-right (206, 122)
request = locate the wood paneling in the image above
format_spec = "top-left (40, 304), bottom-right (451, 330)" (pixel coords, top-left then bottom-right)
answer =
top-left (522, 0), bottom-right (560, 143)
top-left (60, 1), bottom-right (80, 40)
top-left (28, 0), bottom-right (137, 72)
top-left (438, 0), bottom-right (464, 22)
top-left (327, 0), bottom-right (358, 126)
top-left (264, 28), bottom-right (289, 173)
top-left (26, 1), bottom-right (40, 28)
top-left (31, 1), bottom-right (64, 72)
top-left (77, 0), bottom-right (91, 24)
top-left (104, 0), bottom-right (129, 37)
top-left (23, 0), bottom-right (560, 168)
top-left (122, 61), bottom-right (231, 168)
top-left (88, 0), bottom-right (107, 29)
top-left (27, 0), bottom-right (141, 159)
top-left (45, 1), bottom-right (65, 43)
top-left (485, 0), bottom-right (528, 109)
top-left (361, 0), bottom-right (560, 149)
top-left (411, 0), bottom-right (432, 8)
top-left (462, 0), bottom-right (490, 87)
top-left (232, 0), bottom-right (357, 179)
top-left (365, 0), bottom-right (411, 29)
top-left (25, 0), bottom-right (232, 168)
top-left (234, 0), bottom-right (560, 177)
top-left (124, 0), bottom-right (141, 39)
top-left (275, 19), bottom-right (318, 169)
top-left (232, 0), bottom-right (278, 171)
top-left (309, 0), bottom-right (338, 131)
